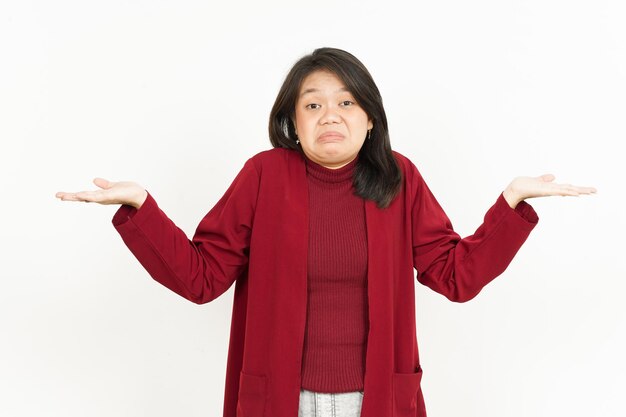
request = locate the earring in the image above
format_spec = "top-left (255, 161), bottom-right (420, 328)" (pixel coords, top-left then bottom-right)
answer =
top-left (367, 129), bottom-right (372, 140)
top-left (295, 139), bottom-right (300, 145)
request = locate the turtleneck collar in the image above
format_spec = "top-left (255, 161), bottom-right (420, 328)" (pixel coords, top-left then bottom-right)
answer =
top-left (304, 154), bottom-right (358, 184)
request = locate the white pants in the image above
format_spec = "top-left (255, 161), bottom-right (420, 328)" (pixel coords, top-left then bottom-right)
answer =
top-left (298, 389), bottom-right (364, 417)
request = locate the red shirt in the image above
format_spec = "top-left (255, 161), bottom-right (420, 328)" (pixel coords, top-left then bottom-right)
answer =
top-left (112, 148), bottom-right (538, 417)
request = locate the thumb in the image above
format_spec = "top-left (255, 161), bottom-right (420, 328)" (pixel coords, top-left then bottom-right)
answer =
top-left (539, 174), bottom-right (555, 183)
top-left (93, 177), bottom-right (113, 189)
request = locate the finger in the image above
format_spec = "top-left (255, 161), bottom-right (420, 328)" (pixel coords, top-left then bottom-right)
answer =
top-left (577, 186), bottom-right (597, 193)
top-left (56, 192), bottom-right (82, 201)
top-left (539, 174), bottom-right (555, 182)
top-left (561, 184), bottom-right (580, 195)
top-left (543, 183), bottom-right (578, 197)
top-left (572, 186), bottom-right (598, 194)
top-left (57, 193), bottom-right (84, 202)
top-left (558, 184), bottom-right (597, 195)
top-left (556, 185), bottom-right (596, 197)
top-left (93, 177), bottom-right (112, 189)
top-left (76, 190), bottom-right (107, 203)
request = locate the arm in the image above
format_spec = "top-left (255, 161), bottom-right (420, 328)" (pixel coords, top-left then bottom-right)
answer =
top-left (411, 167), bottom-right (539, 303)
top-left (112, 159), bottom-right (260, 304)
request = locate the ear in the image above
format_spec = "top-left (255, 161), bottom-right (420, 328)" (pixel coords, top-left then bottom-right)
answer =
top-left (367, 119), bottom-right (374, 130)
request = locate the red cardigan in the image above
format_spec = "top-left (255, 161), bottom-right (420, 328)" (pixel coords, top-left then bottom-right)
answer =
top-left (112, 148), bottom-right (538, 417)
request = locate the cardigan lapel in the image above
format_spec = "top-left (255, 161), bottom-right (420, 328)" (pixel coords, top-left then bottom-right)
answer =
top-left (361, 198), bottom-right (395, 417)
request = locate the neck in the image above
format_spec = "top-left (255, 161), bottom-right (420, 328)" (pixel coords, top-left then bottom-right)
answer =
top-left (304, 153), bottom-right (358, 184)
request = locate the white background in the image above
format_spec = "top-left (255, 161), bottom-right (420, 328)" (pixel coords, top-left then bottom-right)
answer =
top-left (1, 0), bottom-right (624, 416)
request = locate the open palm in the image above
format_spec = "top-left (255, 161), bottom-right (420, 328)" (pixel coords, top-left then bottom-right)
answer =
top-left (55, 178), bottom-right (148, 209)
top-left (507, 174), bottom-right (597, 204)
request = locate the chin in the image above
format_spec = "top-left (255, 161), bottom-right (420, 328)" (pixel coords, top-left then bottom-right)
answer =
top-left (317, 144), bottom-right (344, 155)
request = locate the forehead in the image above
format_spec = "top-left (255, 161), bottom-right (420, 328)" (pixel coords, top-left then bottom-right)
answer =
top-left (299, 70), bottom-right (349, 97)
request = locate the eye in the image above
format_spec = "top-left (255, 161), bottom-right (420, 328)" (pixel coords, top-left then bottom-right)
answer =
top-left (306, 103), bottom-right (321, 109)
top-left (340, 100), bottom-right (355, 107)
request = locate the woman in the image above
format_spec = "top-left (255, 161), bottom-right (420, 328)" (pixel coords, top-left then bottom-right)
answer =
top-left (55, 47), bottom-right (596, 417)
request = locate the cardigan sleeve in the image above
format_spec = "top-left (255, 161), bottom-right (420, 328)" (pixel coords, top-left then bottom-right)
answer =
top-left (111, 158), bottom-right (260, 304)
top-left (411, 164), bottom-right (538, 302)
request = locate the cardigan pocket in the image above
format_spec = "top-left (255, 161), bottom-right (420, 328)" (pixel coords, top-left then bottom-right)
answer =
top-left (392, 366), bottom-right (424, 417)
top-left (236, 370), bottom-right (267, 417)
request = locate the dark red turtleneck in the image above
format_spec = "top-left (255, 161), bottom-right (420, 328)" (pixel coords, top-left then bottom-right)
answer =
top-left (300, 154), bottom-right (369, 393)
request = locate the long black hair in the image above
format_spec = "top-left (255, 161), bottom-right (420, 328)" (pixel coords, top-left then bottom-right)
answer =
top-left (268, 47), bottom-right (402, 209)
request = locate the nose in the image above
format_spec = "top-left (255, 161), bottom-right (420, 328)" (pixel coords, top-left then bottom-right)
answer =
top-left (319, 104), bottom-right (341, 125)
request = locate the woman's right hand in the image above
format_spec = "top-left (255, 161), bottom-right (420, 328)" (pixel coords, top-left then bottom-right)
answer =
top-left (55, 178), bottom-right (148, 209)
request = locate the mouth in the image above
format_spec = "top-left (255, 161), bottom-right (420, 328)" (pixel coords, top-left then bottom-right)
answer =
top-left (318, 132), bottom-right (345, 142)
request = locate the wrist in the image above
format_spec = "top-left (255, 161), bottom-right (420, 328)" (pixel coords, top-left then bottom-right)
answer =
top-left (133, 189), bottom-right (148, 209)
top-left (503, 187), bottom-right (521, 209)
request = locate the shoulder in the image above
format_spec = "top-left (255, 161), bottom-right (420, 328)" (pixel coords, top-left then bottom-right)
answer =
top-left (391, 149), bottom-right (422, 180)
top-left (246, 147), bottom-right (302, 169)
top-left (236, 148), bottom-right (304, 182)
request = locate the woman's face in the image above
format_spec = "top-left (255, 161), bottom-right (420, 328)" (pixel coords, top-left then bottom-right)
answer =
top-left (293, 69), bottom-right (373, 169)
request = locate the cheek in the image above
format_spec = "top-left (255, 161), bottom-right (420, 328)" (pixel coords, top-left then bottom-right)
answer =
top-left (294, 110), bottom-right (307, 131)
top-left (295, 115), bottom-right (315, 135)
top-left (355, 112), bottom-right (371, 130)
top-left (354, 119), bottom-right (370, 136)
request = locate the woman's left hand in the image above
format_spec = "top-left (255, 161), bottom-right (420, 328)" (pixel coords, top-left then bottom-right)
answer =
top-left (503, 174), bottom-right (597, 209)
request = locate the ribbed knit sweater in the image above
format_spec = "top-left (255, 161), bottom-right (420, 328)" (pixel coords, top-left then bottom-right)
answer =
top-left (300, 154), bottom-right (369, 393)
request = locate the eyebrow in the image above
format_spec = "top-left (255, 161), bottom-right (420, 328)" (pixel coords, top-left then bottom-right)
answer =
top-left (299, 87), bottom-right (351, 98)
